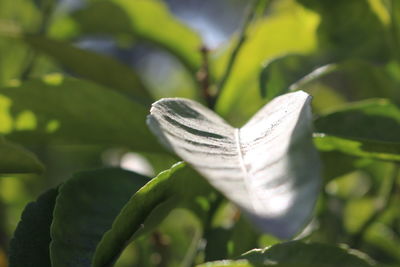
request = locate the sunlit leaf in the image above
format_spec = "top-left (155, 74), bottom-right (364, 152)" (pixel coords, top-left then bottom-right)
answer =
top-left (24, 35), bottom-right (153, 104)
top-left (214, 2), bottom-right (319, 125)
top-left (148, 91), bottom-right (321, 239)
top-left (314, 135), bottom-right (400, 162)
top-left (9, 188), bottom-right (58, 267)
top-left (0, 76), bottom-right (163, 152)
top-left (93, 162), bottom-right (211, 266)
top-left (66, 0), bottom-right (202, 75)
top-left (0, 137), bottom-right (44, 174)
top-left (50, 168), bottom-right (149, 267)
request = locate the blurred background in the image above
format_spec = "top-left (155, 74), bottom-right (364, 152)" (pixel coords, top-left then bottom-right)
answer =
top-left (1, 0), bottom-right (400, 266)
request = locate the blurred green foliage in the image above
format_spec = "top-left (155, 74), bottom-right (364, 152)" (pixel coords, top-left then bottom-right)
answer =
top-left (0, 0), bottom-right (400, 266)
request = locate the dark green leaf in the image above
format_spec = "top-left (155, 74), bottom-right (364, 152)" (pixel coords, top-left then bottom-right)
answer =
top-left (204, 227), bottom-right (231, 261)
top-left (9, 188), bottom-right (58, 267)
top-left (315, 99), bottom-right (400, 143)
top-left (198, 241), bottom-right (374, 267)
top-left (24, 35), bottom-right (153, 104)
top-left (296, 0), bottom-right (390, 62)
top-left (93, 162), bottom-right (211, 266)
top-left (0, 76), bottom-right (163, 152)
top-left (148, 91), bottom-right (321, 239)
top-left (0, 137), bottom-right (44, 174)
top-left (238, 241), bottom-right (374, 266)
top-left (50, 168), bottom-right (149, 267)
top-left (320, 151), bottom-right (372, 181)
top-left (314, 99), bottom-right (400, 161)
top-left (259, 54), bottom-right (323, 99)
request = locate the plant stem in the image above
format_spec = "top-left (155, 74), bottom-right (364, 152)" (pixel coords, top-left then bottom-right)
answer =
top-left (213, 0), bottom-right (269, 107)
top-left (179, 226), bottom-right (202, 267)
top-left (351, 164), bottom-right (399, 248)
top-left (197, 45), bottom-right (214, 108)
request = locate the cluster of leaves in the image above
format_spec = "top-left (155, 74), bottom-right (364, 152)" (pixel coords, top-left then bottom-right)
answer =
top-left (0, 0), bottom-right (400, 266)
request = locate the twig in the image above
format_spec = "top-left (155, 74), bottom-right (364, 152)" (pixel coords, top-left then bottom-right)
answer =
top-left (213, 0), bottom-right (269, 106)
top-left (197, 45), bottom-right (214, 108)
top-left (351, 164), bottom-right (399, 248)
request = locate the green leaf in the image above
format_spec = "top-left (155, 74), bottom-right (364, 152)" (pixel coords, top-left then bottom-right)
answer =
top-left (296, 0), bottom-right (390, 62)
top-left (24, 35), bottom-right (153, 104)
top-left (0, 137), bottom-right (44, 174)
top-left (309, 61), bottom-right (399, 102)
top-left (320, 151), bottom-right (372, 181)
top-left (0, 76), bottom-right (163, 152)
top-left (50, 168), bottom-right (149, 267)
top-left (259, 54), bottom-right (318, 99)
top-left (92, 162), bottom-right (211, 266)
top-left (314, 99), bottom-right (400, 161)
top-left (68, 0), bottom-right (202, 75)
top-left (214, 2), bottom-right (319, 125)
top-left (198, 241), bottom-right (374, 267)
top-left (315, 99), bottom-right (400, 143)
top-left (9, 188), bottom-right (58, 267)
top-left (314, 135), bottom-right (400, 162)
top-left (147, 91), bottom-right (321, 239)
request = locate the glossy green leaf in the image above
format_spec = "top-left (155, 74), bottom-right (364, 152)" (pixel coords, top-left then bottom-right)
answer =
top-left (68, 0), bottom-right (202, 74)
top-left (24, 35), bottom-right (152, 104)
top-left (0, 137), bottom-right (44, 174)
top-left (296, 0), bottom-right (390, 62)
top-left (315, 99), bottom-right (400, 143)
top-left (259, 54), bottom-right (319, 99)
top-left (314, 135), bottom-right (400, 162)
top-left (148, 91), bottom-right (321, 239)
top-left (310, 61), bottom-right (399, 102)
top-left (214, 2), bottom-right (319, 125)
top-left (93, 162), bottom-right (211, 266)
top-left (198, 242), bottom-right (374, 266)
top-left (239, 241), bottom-right (373, 266)
top-left (0, 76), bottom-right (163, 152)
top-left (50, 168), bottom-right (149, 267)
top-left (9, 188), bottom-right (58, 267)
top-left (314, 99), bottom-right (400, 161)
top-left (261, 57), bottom-right (399, 107)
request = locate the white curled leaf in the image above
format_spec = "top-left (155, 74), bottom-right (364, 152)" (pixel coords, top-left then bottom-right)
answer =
top-left (147, 91), bottom-right (321, 238)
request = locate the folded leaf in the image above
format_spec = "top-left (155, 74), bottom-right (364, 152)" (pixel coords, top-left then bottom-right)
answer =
top-left (9, 188), bottom-right (58, 267)
top-left (50, 168), bottom-right (149, 267)
top-left (147, 91), bottom-right (321, 238)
